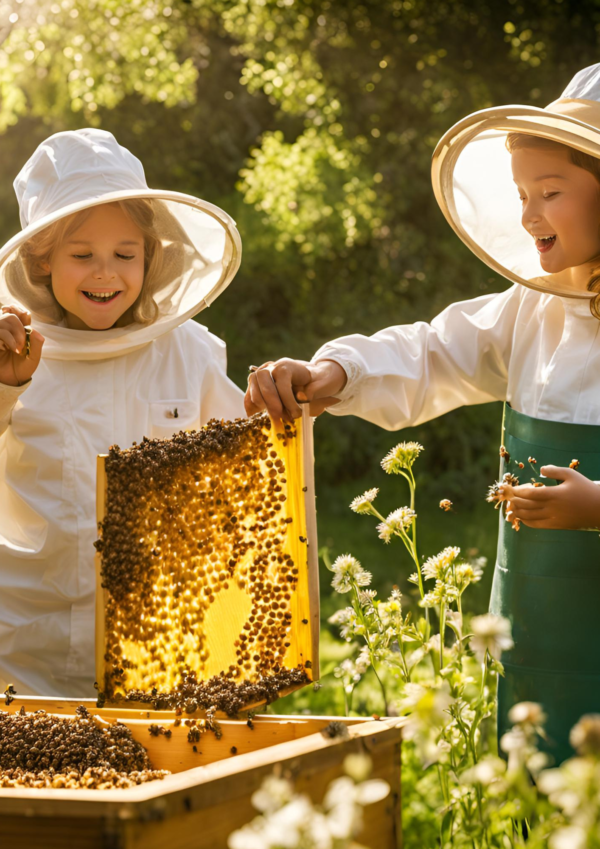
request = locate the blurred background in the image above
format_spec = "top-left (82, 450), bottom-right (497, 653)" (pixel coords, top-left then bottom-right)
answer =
top-left (0, 0), bottom-right (596, 617)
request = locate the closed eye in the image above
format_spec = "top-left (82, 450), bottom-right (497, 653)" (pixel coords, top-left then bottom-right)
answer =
top-left (543, 192), bottom-right (559, 199)
top-left (72, 253), bottom-right (136, 260)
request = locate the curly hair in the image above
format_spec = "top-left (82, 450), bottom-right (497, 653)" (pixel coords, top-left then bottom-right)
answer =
top-left (5, 198), bottom-right (168, 325)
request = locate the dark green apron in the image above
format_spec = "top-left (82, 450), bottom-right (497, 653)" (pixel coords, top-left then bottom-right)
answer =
top-left (489, 404), bottom-right (600, 766)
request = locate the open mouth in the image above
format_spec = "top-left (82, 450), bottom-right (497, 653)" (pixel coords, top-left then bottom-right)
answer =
top-left (81, 291), bottom-right (122, 304)
top-left (534, 235), bottom-right (556, 254)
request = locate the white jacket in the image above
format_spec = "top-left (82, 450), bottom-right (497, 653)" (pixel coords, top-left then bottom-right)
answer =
top-left (313, 284), bottom-right (600, 428)
top-left (0, 320), bottom-right (244, 696)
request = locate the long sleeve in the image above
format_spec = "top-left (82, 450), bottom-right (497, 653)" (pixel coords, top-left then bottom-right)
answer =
top-left (312, 285), bottom-right (524, 431)
top-left (0, 379), bottom-right (30, 437)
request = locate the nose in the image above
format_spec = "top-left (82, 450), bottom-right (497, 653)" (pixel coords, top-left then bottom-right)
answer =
top-left (92, 257), bottom-right (118, 282)
top-left (522, 199), bottom-right (543, 232)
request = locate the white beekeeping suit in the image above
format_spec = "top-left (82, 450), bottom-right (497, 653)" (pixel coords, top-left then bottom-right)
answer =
top-left (313, 64), bottom-right (600, 429)
top-left (0, 129), bottom-right (245, 697)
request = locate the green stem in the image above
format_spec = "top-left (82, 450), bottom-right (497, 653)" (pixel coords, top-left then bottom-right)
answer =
top-left (439, 600), bottom-right (446, 670)
top-left (371, 665), bottom-right (389, 715)
top-left (350, 582), bottom-right (389, 714)
top-left (469, 650), bottom-right (490, 763)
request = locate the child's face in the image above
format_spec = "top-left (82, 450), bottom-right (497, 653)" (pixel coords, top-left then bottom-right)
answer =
top-left (46, 203), bottom-right (145, 330)
top-left (512, 146), bottom-right (600, 282)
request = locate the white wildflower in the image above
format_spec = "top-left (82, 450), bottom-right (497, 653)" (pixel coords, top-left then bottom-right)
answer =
top-left (330, 554), bottom-right (372, 593)
top-left (343, 753), bottom-right (373, 783)
top-left (377, 507), bottom-right (415, 543)
top-left (508, 701), bottom-right (546, 728)
top-left (377, 521), bottom-right (393, 543)
top-left (251, 775), bottom-right (295, 814)
top-left (549, 826), bottom-right (588, 849)
top-left (386, 507), bottom-right (416, 530)
top-left (569, 714), bottom-right (600, 756)
top-left (328, 607), bottom-right (359, 640)
top-left (355, 645), bottom-right (370, 674)
top-left (454, 560), bottom-right (484, 589)
top-left (419, 581), bottom-right (459, 608)
top-left (422, 546), bottom-right (460, 580)
top-left (379, 594), bottom-right (403, 627)
top-left (381, 441), bottom-right (424, 473)
top-left (349, 487), bottom-right (379, 514)
top-left (358, 589), bottom-right (377, 606)
top-left (461, 756), bottom-right (506, 787)
top-left (399, 681), bottom-right (454, 763)
top-left (469, 613), bottom-right (514, 661)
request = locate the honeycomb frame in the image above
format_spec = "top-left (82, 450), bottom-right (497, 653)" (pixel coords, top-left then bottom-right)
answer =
top-left (94, 408), bottom-right (319, 714)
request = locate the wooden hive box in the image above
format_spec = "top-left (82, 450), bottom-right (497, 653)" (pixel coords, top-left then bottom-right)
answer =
top-left (0, 411), bottom-right (403, 846)
top-left (0, 696), bottom-right (403, 849)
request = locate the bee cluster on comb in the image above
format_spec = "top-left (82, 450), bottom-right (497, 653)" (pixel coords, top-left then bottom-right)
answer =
top-left (95, 412), bottom-right (317, 715)
top-left (0, 705), bottom-right (168, 789)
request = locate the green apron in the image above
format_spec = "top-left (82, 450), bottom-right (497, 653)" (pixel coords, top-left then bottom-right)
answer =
top-left (489, 404), bottom-right (600, 766)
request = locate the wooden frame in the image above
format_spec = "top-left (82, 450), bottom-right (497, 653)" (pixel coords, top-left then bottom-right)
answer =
top-left (0, 697), bottom-right (403, 849)
top-left (95, 409), bottom-right (320, 709)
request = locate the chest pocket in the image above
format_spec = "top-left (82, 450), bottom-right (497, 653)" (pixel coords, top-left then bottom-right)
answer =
top-left (149, 399), bottom-right (201, 440)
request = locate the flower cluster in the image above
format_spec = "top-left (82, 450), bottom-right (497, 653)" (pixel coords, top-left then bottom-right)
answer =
top-left (380, 441), bottom-right (423, 474)
top-left (228, 757), bottom-right (389, 849)
top-left (329, 554), bottom-right (372, 594)
top-left (349, 487), bottom-right (379, 514)
top-left (376, 507), bottom-right (416, 543)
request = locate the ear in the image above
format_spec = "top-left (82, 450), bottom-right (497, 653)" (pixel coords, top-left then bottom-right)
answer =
top-left (40, 261), bottom-right (51, 275)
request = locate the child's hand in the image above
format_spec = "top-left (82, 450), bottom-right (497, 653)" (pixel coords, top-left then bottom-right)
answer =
top-left (245, 358), bottom-right (347, 423)
top-left (0, 305), bottom-right (45, 387)
top-left (505, 465), bottom-right (600, 531)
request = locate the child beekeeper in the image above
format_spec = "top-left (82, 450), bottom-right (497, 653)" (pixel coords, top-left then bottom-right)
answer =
top-left (0, 128), bottom-right (244, 698)
top-left (246, 63), bottom-right (600, 765)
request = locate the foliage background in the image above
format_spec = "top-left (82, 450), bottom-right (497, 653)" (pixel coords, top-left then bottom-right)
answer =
top-left (1, 0), bottom-right (597, 613)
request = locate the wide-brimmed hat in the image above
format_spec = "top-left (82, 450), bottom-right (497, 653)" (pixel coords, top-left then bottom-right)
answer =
top-left (0, 128), bottom-right (241, 360)
top-left (432, 63), bottom-right (600, 308)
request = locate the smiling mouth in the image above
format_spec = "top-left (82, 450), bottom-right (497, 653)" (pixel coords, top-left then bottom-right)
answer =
top-left (534, 235), bottom-right (556, 254)
top-left (81, 291), bottom-right (122, 303)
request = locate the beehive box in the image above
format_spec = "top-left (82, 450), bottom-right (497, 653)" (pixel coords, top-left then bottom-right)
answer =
top-left (0, 411), bottom-right (403, 846)
top-left (0, 696), bottom-right (402, 849)
top-left (95, 410), bottom-right (319, 714)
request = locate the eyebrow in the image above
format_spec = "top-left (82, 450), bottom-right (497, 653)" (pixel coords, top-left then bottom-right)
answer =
top-left (533, 174), bottom-right (568, 182)
top-left (66, 239), bottom-right (142, 245)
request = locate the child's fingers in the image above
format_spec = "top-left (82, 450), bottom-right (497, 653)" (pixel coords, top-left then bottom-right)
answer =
top-left (255, 367), bottom-right (287, 423)
top-left (245, 372), bottom-right (268, 416)
top-left (1, 304), bottom-right (31, 327)
top-left (519, 516), bottom-right (557, 529)
top-left (508, 495), bottom-right (552, 514)
top-left (0, 314), bottom-right (26, 353)
top-left (540, 464), bottom-right (575, 482)
top-left (506, 506), bottom-right (549, 524)
top-left (510, 482), bottom-right (552, 501)
top-left (0, 328), bottom-right (21, 354)
top-left (266, 364), bottom-right (304, 420)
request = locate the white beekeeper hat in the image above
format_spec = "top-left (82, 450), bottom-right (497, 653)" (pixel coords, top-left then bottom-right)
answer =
top-left (0, 128), bottom-right (241, 360)
top-left (432, 63), bottom-right (600, 308)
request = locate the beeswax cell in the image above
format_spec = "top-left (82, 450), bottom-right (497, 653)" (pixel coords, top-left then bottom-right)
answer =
top-left (95, 412), bottom-right (318, 714)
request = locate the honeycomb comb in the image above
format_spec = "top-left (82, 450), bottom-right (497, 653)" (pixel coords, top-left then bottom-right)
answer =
top-left (95, 409), bottom-right (319, 715)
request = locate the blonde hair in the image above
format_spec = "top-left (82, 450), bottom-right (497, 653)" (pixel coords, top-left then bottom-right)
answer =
top-left (7, 198), bottom-right (167, 325)
top-left (506, 132), bottom-right (600, 318)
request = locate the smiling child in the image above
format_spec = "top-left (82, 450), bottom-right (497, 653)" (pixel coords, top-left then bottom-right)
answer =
top-left (245, 63), bottom-right (600, 763)
top-left (0, 129), bottom-right (244, 697)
